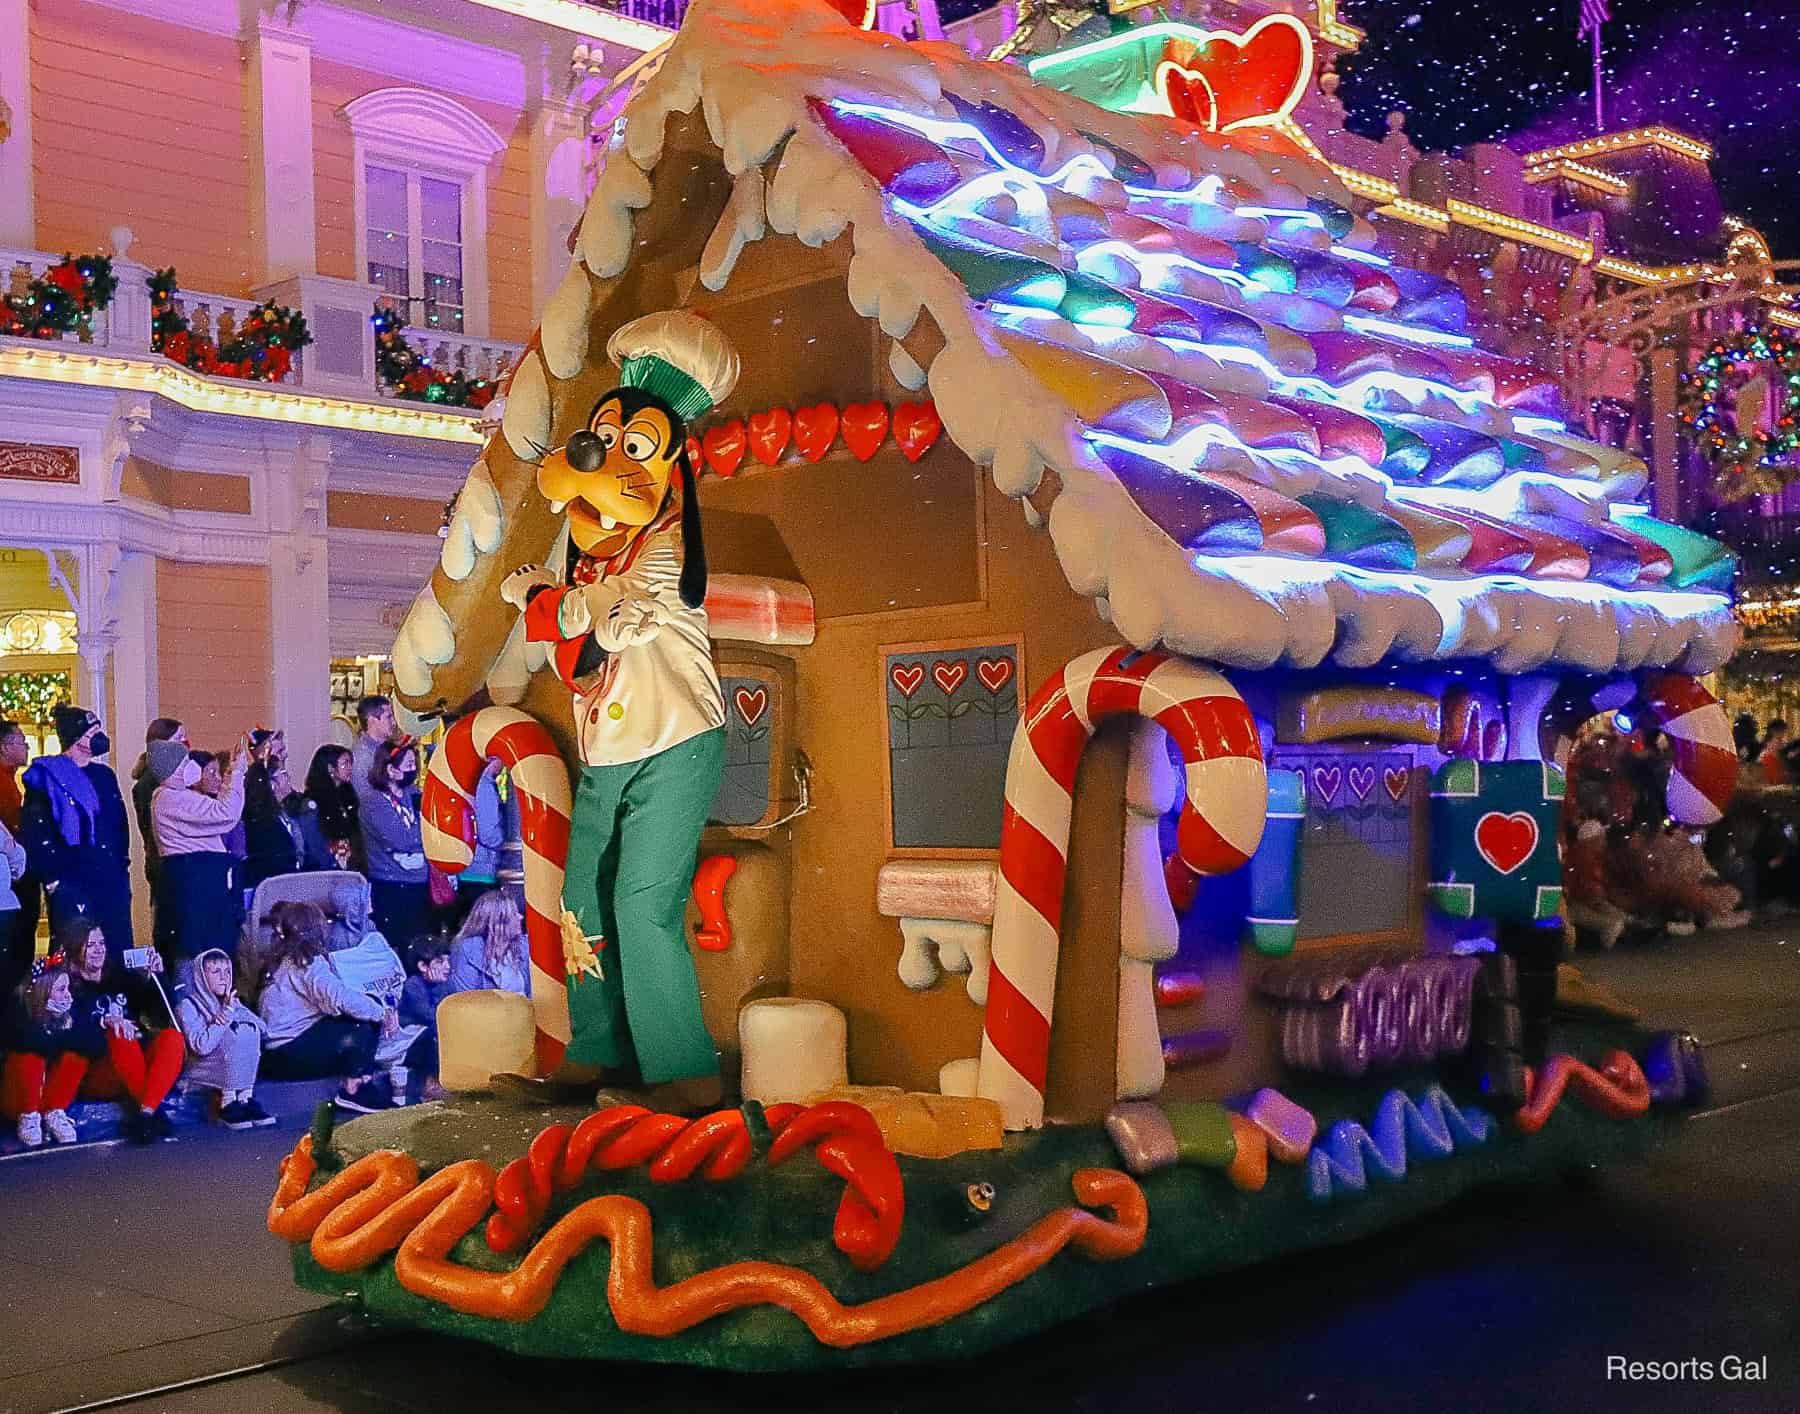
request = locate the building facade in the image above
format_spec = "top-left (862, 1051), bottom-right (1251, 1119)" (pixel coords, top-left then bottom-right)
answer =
top-left (0, 0), bottom-right (696, 777)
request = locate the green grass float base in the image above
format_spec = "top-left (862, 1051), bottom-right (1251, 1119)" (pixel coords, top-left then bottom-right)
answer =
top-left (286, 1021), bottom-right (1671, 1371)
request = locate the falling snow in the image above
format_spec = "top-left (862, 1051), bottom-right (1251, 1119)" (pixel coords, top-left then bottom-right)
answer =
top-left (1336, 0), bottom-right (1792, 245)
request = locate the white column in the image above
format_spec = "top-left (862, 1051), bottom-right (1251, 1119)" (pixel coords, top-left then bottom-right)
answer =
top-left (0, 0), bottom-right (34, 247)
top-left (268, 437), bottom-right (332, 770)
top-left (109, 552), bottom-right (159, 940)
top-left (247, 14), bottom-right (318, 285)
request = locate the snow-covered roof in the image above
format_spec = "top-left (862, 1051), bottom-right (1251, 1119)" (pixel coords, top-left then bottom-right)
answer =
top-left (449, 0), bottom-right (1739, 690)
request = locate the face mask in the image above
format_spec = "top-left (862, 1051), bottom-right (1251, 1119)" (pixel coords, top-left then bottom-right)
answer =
top-left (88, 732), bottom-right (110, 758)
top-left (399, 769), bottom-right (418, 785)
top-left (173, 759), bottom-right (202, 791)
top-left (44, 991), bottom-right (72, 1017)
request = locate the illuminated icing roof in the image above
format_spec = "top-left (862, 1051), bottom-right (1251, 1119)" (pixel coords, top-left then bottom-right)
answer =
top-left (500, 0), bottom-right (1738, 681)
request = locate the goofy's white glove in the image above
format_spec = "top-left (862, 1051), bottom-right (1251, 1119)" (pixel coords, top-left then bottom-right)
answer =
top-left (500, 564), bottom-right (558, 610)
top-left (594, 593), bottom-right (668, 652)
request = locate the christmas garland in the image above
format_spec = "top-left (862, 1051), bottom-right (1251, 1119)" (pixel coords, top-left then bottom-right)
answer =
top-left (0, 671), bottom-right (72, 727)
top-left (1678, 326), bottom-right (1800, 499)
top-left (149, 269), bottom-right (311, 383)
top-left (372, 304), bottom-right (497, 409)
top-left (0, 254), bottom-right (117, 339)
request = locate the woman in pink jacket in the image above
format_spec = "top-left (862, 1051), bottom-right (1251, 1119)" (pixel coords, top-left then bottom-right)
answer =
top-left (150, 737), bottom-right (248, 961)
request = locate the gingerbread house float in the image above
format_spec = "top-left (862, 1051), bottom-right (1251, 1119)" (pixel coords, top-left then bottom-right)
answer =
top-left (270, 0), bottom-right (1730, 1366)
top-left (391, 0), bottom-right (1734, 1123)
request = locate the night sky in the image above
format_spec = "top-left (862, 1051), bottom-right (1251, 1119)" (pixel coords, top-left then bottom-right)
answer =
top-left (1334, 0), bottom-right (1796, 249)
top-left (935, 1), bottom-right (1792, 252)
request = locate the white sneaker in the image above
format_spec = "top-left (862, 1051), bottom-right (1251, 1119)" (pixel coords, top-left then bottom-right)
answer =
top-left (44, 1109), bottom-right (77, 1144)
top-left (15, 1112), bottom-right (42, 1147)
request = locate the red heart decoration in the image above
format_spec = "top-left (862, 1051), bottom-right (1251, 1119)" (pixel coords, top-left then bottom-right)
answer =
top-left (702, 421), bottom-right (746, 479)
top-left (1311, 764), bottom-right (1341, 805)
top-left (841, 401), bottom-right (890, 462)
top-left (891, 662), bottom-right (925, 698)
top-left (733, 685), bottom-right (767, 728)
top-left (1155, 14), bottom-right (1310, 133)
top-left (685, 435), bottom-right (702, 468)
top-left (976, 656), bottom-right (1013, 693)
top-left (932, 660), bottom-right (967, 696)
top-left (1475, 811), bottom-right (1539, 876)
top-left (892, 401), bottom-right (941, 462)
top-left (794, 402), bottom-right (840, 462)
top-left (1383, 765), bottom-right (1409, 802)
top-left (748, 408), bottom-right (792, 467)
top-left (1159, 64), bottom-right (1218, 130)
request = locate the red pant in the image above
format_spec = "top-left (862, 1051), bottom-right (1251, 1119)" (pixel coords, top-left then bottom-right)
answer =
top-left (92, 1030), bottom-right (185, 1111)
top-left (3, 1052), bottom-right (90, 1117)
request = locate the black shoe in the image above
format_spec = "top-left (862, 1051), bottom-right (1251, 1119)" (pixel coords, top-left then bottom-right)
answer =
top-left (152, 1108), bottom-right (178, 1142)
top-left (242, 1098), bottom-right (277, 1128)
top-left (124, 1110), bottom-right (155, 1145)
top-left (334, 1084), bottom-right (393, 1115)
top-left (219, 1101), bottom-right (258, 1131)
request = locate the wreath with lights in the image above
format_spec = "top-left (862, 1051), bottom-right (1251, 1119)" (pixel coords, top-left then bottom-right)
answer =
top-left (148, 269), bottom-right (311, 383)
top-left (371, 304), bottom-right (497, 410)
top-left (1678, 326), bottom-right (1800, 499)
top-left (0, 254), bottom-right (117, 339)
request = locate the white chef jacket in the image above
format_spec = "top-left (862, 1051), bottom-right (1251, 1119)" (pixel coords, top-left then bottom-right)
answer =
top-left (554, 528), bottom-right (725, 768)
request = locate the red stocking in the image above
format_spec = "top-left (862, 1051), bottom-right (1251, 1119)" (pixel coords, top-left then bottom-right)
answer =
top-left (141, 1029), bottom-right (185, 1110)
top-left (106, 1031), bottom-right (149, 1105)
top-left (3, 1053), bottom-right (46, 1117)
top-left (43, 1053), bottom-right (89, 1112)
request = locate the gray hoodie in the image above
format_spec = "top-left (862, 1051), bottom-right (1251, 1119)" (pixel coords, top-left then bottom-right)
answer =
top-left (175, 949), bottom-right (265, 1093)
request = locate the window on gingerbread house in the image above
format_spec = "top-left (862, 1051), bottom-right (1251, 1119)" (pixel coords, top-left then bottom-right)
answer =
top-left (1266, 745), bottom-right (1426, 947)
top-left (882, 639), bottom-right (1022, 854)
top-left (710, 671), bottom-right (775, 826)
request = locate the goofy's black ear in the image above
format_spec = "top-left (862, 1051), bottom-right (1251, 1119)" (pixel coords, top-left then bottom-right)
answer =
top-left (676, 448), bottom-right (707, 610)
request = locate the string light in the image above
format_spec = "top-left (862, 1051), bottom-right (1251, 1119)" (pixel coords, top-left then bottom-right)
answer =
top-left (1523, 160), bottom-right (1631, 197)
top-left (0, 345), bottom-right (487, 443)
top-left (1523, 126), bottom-right (1714, 165)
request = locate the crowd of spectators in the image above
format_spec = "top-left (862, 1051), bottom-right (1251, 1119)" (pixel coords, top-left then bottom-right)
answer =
top-left (0, 697), bottom-right (527, 1148)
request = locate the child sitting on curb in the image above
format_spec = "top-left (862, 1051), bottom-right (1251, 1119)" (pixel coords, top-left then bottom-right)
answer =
top-left (3, 960), bottom-right (86, 1146)
top-left (399, 937), bottom-right (452, 1103)
top-left (176, 948), bottom-right (274, 1129)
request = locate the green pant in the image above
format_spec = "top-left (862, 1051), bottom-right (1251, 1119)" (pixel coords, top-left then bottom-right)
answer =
top-left (562, 728), bottom-right (724, 1082)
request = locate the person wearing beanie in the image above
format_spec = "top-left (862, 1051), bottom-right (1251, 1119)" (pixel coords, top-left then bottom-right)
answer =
top-left (131, 718), bottom-right (187, 893)
top-left (151, 737), bottom-right (249, 960)
top-left (19, 705), bottom-right (134, 961)
top-left (494, 310), bottom-right (734, 1107)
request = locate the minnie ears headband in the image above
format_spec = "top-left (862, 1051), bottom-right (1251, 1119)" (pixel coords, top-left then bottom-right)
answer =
top-left (31, 950), bottom-right (67, 980)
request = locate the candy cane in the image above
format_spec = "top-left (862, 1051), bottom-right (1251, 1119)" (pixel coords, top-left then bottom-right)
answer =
top-left (978, 646), bottom-right (1266, 1130)
top-left (422, 707), bottom-right (573, 1072)
top-left (1538, 673), bottom-right (1737, 826)
top-left (1637, 672), bottom-right (1737, 826)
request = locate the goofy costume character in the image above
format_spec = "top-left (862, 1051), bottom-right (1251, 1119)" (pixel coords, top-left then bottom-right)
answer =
top-left (500, 311), bottom-right (737, 1096)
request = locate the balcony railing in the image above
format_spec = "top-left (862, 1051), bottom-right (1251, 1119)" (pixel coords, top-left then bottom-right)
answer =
top-left (2, 242), bottom-right (523, 412)
top-left (610, 0), bottom-right (689, 27)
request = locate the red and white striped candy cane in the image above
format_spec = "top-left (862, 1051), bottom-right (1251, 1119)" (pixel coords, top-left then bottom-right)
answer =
top-left (977, 646), bottom-right (1266, 1130)
top-left (422, 707), bottom-right (573, 1072)
top-left (1638, 672), bottom-right (1737, 826)
top-left (1538, 673), bottom-right (1736, 826)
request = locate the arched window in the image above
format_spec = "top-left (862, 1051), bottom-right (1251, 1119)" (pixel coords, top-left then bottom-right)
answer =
top-left (343, 88), bottom-right (506, 336)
